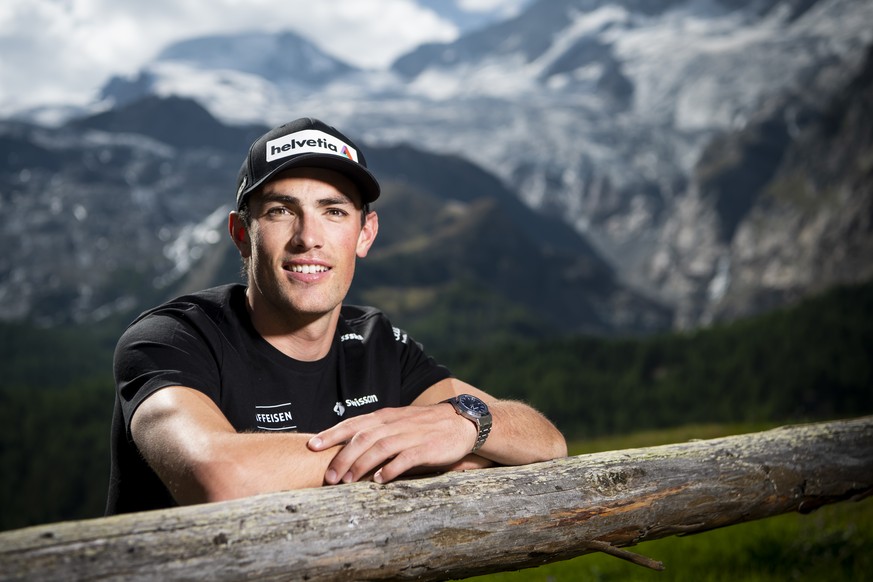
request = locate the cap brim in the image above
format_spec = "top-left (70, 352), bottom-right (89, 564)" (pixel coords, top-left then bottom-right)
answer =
top-left (240, 153), bottom-right (381, 208)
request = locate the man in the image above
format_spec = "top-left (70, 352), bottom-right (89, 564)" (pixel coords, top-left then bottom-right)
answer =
top-left (106, 118), bottom-right (566, 515)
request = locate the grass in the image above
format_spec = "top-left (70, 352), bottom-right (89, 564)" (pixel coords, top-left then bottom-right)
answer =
top-left (566, 422), bottom-right (782, 456)
top-left (467, 422), bottom-right (873, 582)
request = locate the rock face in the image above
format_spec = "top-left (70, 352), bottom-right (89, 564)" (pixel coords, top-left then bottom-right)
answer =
top-left (709, 46), bottom-right (873, 323)
top-left (652, 44), bottom-right (873, 326)
top-left (0, 102), bottom-right (255, 325)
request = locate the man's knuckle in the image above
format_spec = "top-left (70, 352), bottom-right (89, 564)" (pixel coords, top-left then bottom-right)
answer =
top-left (352, 430), bottom-right (377, 448)
top-left (372, 438), bottom-right (396, 456)
top-left (372, 407), bottom-right (399, 421)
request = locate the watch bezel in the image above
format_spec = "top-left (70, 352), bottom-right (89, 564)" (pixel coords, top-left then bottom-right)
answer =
top-left (456, 393), bottom-right (489, 418)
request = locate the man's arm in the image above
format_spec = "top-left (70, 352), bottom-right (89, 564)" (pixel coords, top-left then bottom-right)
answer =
top-left (308, 377), bottom-right (567, 485)
top-left (130, 386), bottom-right (341, 505)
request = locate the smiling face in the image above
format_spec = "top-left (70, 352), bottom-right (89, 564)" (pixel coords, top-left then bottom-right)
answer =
top-left (229, 167), bottom-right (378, 334)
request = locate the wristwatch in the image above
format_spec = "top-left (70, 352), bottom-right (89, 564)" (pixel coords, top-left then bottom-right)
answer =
top-left (443, 394), bottom-right (492, 452)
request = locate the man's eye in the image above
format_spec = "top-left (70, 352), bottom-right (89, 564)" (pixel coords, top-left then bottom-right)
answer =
top-left (267, 207), bottom-right (291, 216)
top-left (327, 209), bottom-right (348, 217)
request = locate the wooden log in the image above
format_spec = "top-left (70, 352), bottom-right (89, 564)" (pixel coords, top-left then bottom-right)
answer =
top-left (1, 416), bottom-right (871, 581)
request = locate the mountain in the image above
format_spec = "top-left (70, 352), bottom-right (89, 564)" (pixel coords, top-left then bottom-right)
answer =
top-left (99, 29), bottom-right (359, 112)
top-left (94, 0), bottom-right (872, 328)
top-left (3, 0), bottom-right (871, 336)
top-left (0, 96), bottom-right (670, 345)
top-left (376, 0), bottom-right (873, 326)
top-left (700, 43), bottom-right (873, 323)
top-left (68, 95), bottom-right (265, 151)
top-left (643, 38), bottom-right (873, 325)
top-left (0, 103), bottom-right (246, 325)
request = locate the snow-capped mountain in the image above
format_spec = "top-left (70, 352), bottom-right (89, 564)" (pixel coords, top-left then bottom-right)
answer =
top-left (4, 0), bottom-right (872, 332)
top-left (95, 0), bottom-right (872, 327)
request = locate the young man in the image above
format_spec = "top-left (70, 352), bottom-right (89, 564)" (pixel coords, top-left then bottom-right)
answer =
top-left (106, 118), bottom-right (566, 515)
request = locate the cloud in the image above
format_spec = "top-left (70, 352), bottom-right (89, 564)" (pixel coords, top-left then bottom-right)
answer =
top-left (456, 0), bottom-right (529, 16)
top-left (0, 0), bottom-right (458, 114)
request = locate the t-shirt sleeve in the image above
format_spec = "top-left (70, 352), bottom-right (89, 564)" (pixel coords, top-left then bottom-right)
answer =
top-left (393, 326), bottom-right (452, 404)
top-left (113, 308), bottom-right (222, 437)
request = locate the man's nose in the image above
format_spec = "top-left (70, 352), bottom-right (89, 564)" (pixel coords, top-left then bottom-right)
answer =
top-left (291, 213), bottom-right (323, 250)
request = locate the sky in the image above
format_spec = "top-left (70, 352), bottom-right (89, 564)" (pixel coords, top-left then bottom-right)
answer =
top-left (0, 0), bottom-right (528, 116)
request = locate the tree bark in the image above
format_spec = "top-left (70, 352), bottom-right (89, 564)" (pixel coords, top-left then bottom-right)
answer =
top-left (2, 416), bottom-right (872, 581)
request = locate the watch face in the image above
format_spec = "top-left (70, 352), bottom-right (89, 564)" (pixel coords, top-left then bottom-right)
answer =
top-left (458, 394), bottom-right (488, 416)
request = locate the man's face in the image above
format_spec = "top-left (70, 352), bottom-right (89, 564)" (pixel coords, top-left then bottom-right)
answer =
top-left (235, 167), bottom-right (378, 326)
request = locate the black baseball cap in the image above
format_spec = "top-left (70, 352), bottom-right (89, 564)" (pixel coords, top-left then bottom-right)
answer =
top-left (235, 117), bottom-right (381, 210)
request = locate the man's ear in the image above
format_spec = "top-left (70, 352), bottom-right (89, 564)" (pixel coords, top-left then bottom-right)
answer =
top-left (356, 210), bottom-right (379, 258)
top-left (228, 212), bottom-right (252, 258)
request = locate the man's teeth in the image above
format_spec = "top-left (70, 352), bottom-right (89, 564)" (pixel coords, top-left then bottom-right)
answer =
top-left (290, 264), bottom-right (329, 274)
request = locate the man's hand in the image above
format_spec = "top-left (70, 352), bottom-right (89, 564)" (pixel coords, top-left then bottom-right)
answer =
top-left (307, 403), bottom-right (478, 484)
top-left (308, 378), bottom-right (567, 487)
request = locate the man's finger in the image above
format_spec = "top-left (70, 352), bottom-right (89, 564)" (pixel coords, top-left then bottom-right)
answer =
top-left (307, 410), bottom-right (393, 451)
top-left (316, 404), bottom-right (474, 485)
top-left (327, 425), bottom-right (403, 484)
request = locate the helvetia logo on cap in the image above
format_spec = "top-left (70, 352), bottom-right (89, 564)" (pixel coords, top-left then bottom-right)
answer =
top-left (266, 130), bottom-right (359, 164)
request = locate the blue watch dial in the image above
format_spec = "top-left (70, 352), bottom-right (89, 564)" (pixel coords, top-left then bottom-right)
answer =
top-left (459, 393), bottom-right (488, 416)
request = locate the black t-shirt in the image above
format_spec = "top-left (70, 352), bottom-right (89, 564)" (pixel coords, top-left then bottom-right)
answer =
top-left (105, 284), bottom-right (451, 515)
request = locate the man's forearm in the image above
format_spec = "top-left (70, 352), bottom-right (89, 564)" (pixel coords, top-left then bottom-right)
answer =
top-left (474, 399), bottom-right (567, 466)
top-left (410, 378), bottom-right (567, 465)
top-left (183, 432), bottom-right (341, 504)
top-left (132, 386), bottom-right (342, 506)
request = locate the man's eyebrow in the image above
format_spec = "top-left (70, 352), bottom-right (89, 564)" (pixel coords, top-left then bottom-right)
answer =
top-left (259, 193), bottom-right (354, 207)
top-left (315, 195), bottom-right (355, 207)
top-left (260, 193), bottom-right (299, 206)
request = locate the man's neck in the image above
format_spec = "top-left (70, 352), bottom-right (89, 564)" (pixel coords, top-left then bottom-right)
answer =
top-left (245, 293), bottom-right (340, 362)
